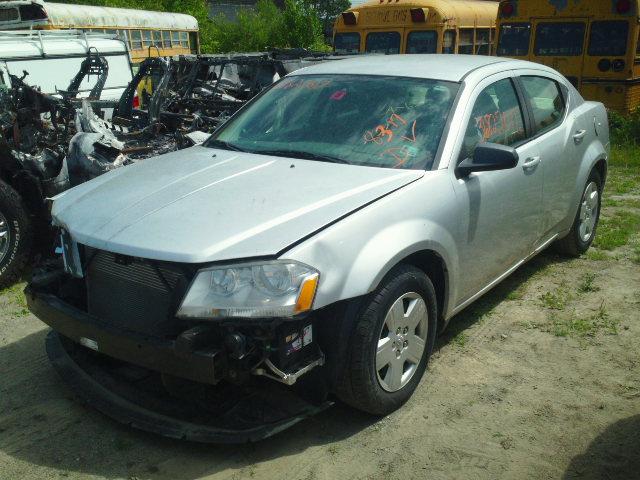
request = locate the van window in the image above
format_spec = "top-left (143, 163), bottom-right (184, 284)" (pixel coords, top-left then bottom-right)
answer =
top-left (334, 32), bottom-right (360, 53)
top-left (534, 22), bottom-right (585, 56)
top-left (180, 31), bottom-right (189, 48)
top-left (498, 23), bottom-right (531, 56)
top-left (588, 21), bottom-right (628, 56)
top-left (162, 30), bottom-right (171, 48)
top-left (171, 31), bottom-right (180, 47)
top-left (459, 29), bottom-right (474, 55)
top-left (407, 31), bottom-right (437, 54)
top-left (475, 29), bottom-right (490, 55)
top-left (365, 32), bottom-right (400, 54)
top-left (130, 30), bottom-right (142, 50)
top-left (520, 76), bottom-right (565, 134)
top-left (443, 30), bottom-right (456, 54)
top-left (459, 78), bottom-right (526, 162)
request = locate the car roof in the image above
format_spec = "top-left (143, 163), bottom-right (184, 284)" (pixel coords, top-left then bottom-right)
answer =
top-left (292, 54), bottom-right (547, 83)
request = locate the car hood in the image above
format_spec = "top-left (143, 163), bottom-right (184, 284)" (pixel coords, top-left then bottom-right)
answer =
top-left (52, 146), bottom-right (423, 263)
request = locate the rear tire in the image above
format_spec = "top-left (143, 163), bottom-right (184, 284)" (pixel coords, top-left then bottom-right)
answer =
top-left (335, 265), bottom-right (437, 415)
top-left (555, 170), bottom-right (602, 257)
top-left (0, 180), bottom-right (32, 289)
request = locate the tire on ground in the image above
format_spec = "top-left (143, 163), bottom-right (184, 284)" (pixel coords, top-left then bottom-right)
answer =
top-left (555, 169), bottom-right (603, 257)
top-left (0, 180), bottom-right (32, 289)
top-left (335, 264), bottom-right (437, 415)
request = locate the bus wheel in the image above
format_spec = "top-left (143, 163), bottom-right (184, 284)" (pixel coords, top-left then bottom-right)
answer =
top-left (0, 180), bottom-right (32, 289)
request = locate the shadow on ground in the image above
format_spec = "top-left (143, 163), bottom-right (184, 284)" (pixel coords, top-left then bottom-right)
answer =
top-left (0, 251), bottom-right (569, 479)
top-left (563, 415), bottom-right (640, 479)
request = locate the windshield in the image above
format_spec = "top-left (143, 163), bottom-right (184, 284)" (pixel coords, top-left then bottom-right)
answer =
top-left (334, 32), bottom-right (361, 54)
top-left (206, 74), bottom-right (459, 170)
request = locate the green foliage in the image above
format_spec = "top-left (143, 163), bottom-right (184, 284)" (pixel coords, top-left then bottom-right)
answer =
top-left (211, 0), bottom-right (327, 52)
top-left (609, 108), bottom-right (640, 146)
top-left (306, 0), bottom-right (352, 34)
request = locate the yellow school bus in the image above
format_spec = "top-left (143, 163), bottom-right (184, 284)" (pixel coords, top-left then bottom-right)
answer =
top-left (333, 0), bottom-right (499, 56)
top-left (0, 1), bottom-right (200, 64)
top-left (496, 0), bottom-right (640, 113)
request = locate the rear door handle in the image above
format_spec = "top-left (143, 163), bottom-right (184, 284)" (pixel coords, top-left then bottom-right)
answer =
top-left (522, 156), bottom-right (541, 171)
top-left (573, 129), bottom-right (587, 144)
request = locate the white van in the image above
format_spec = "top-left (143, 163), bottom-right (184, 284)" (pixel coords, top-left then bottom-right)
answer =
top-left (0, 29), bottom-right (133, 102)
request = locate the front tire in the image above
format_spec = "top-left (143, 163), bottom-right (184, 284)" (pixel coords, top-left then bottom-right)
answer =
top-left (0, 181), bottom-right (32, 289)
top-left (336, 265), bottom-right (437, 415)
top-left (555, 170), bottom-right (602, 257)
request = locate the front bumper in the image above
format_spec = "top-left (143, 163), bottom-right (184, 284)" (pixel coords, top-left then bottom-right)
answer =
top-left (25, 284), bottom-right (223, 385)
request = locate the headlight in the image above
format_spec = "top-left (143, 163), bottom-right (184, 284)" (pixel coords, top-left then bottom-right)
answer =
top-left (176, 261), bottom-right (320, 319)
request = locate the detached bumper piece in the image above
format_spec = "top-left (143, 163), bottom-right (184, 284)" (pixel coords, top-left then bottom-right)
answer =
top-left (45, 332), bottom-right (331, 443)
top-left (27, 283), bottom-right (331, 443)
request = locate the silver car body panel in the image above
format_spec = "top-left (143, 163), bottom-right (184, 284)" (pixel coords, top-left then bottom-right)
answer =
top-left (50, 55), bottom-right (609, 326)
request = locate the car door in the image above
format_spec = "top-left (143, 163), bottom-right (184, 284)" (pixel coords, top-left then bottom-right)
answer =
top-left (451, 74), bottom-right (544, 303)
top-left (516, 73), bottom-right (585, 239)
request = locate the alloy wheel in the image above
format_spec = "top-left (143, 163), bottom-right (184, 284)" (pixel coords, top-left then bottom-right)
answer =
top-left (579, 181), bottom-right (599, 243)
top-left (0, 210), bottom-right (10, 264)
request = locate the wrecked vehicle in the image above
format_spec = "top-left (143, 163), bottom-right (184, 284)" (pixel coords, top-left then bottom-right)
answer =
top-left (26, 56), bottom-right (610, 441)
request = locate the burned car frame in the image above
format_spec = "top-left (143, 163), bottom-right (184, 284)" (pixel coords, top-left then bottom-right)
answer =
top-left (27, 55), bottom-right (610, 442)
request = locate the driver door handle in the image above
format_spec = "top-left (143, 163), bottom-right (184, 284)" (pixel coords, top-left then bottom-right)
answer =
top-left (522, 156), bottom-right (541, 171)
top-left (573, 129), bottom-right (587, 144)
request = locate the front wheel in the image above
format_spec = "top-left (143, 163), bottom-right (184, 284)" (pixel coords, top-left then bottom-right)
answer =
top-left (555, 170), bottom-right (602, 257)
top-left (336, 265), bottom-right (437, 415)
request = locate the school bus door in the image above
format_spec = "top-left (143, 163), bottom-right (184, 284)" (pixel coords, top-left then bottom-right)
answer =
top-left (530, 18), bottom-right (588, 90)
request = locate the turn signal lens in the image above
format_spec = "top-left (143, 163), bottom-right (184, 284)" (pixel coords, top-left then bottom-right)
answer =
top-left (501, 2), bottom-right (514, 17)
top-left (294, 273), bottom-right (319, 314)
top-left (410, 8), bottom-right (426, 22)
top-left (342, 12), bottom-right (358, 26)
top-left (616, 0), bottom-right (631, 14)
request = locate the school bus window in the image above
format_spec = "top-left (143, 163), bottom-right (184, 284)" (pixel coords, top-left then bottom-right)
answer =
top-left (443, 30), bottom-right (456, 54)
top-left (588, 21), bottom-right (628, 56)
top-left (171, 30), bottom-right (180, 47)
top-left (104, 29), bottom-right (116, 36)
top-left (407, 30), bottom-right (437, 54)
top-left (152, 30), bottom-right (162, 47)
top-left (475, 29), bottom-right (490, 55)
top-left (637, 30), bottom-right (640, 56)
top-left (141, 29), bottom-right (152, 47)
top-left (130, 29), bottom-right (142, 50)
top-left (117, 30), bottom-right (127, 43)
top-left (497, 23), bottom-right (531, 56)
top-left (162, 30), bottom-right (171, 48)
top-left (334, 32), bottom-right (360, 53)
top-left (459, 29), bottom-right (474, 54)
top-left (365, 31), bottom-right (401, 54)
top-left (180, 31), bottom-right (189, 48)
top-left (535, 22), bottom-right (585, 56)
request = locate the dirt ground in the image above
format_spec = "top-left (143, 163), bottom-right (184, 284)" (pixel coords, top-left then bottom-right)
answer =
top-left (1, 158), bottom-right (639, 480)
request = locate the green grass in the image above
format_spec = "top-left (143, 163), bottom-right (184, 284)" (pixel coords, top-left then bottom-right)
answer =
top-left (453, 332), bottom-right (468, 348)
top-left (594, 210), bottom-right (640, 250)
top-left (607, 146), bottom-right (640, 195)
top-left (585, 249), bottom-right (609, 261)
top-left (539, 287), bottom-right (571, 310)
top-left (577, 273), bottom-right (600, 293)
top-left (551, 302), bottom-right (618, 339)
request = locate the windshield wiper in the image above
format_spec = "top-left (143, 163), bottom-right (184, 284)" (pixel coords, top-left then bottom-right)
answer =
top-left (252, 149), bottom-right (349, 164)
top-left (206, 139), bottom-right (247, 152)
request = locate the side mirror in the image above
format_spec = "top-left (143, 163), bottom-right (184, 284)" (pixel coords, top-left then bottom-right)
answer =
top-left (456, 142), bottom-right (519, 178)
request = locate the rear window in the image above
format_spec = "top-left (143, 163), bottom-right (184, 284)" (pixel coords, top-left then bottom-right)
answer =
top-left (588, 21), bottom-right (629, 56)
top-left (534, 22), bottom-right (585, 56)
top-left (334, 32), bottom-right (360, 54)
top-left (365, 31), bottom-right (400, 54)
top-left (407, 31), bottom-right (437, 54)
top-left (497, 23), bottom-right (531, 56)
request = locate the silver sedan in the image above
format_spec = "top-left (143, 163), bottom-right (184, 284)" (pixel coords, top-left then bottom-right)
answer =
top-left (34, 55), bottom-right (609, 427)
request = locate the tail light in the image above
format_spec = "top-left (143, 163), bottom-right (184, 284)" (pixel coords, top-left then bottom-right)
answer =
top-left (341, 12), bottom-right (358, 26)
top-left (501, 2), bottom-right (515, 17)
top-left (410, 8), bottom-right (427, 23)
top-left (132, 93), bottom-right (140, 108)
top-left (612, 59), bottom-right (626, 71)
top-left (598, 59), bottom-right (611, 72)
top-left (616, 0), bottom-right (631, 14)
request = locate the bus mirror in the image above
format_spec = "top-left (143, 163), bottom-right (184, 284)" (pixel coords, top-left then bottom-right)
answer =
top-left (341, 12), bottom-right (358, 26)
top-left (410, 8), bottom-right (427, 23)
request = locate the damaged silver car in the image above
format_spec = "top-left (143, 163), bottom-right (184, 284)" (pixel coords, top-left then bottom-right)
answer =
top-left (27, 55), bottom-right (610, 442)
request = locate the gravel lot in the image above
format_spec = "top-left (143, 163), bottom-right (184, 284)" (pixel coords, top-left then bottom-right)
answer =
top-left (1, 148), bottom-right (638, 480)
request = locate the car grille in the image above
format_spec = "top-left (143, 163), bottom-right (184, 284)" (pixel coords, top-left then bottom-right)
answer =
top-left (84, 248), bottom-right (194, 337)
